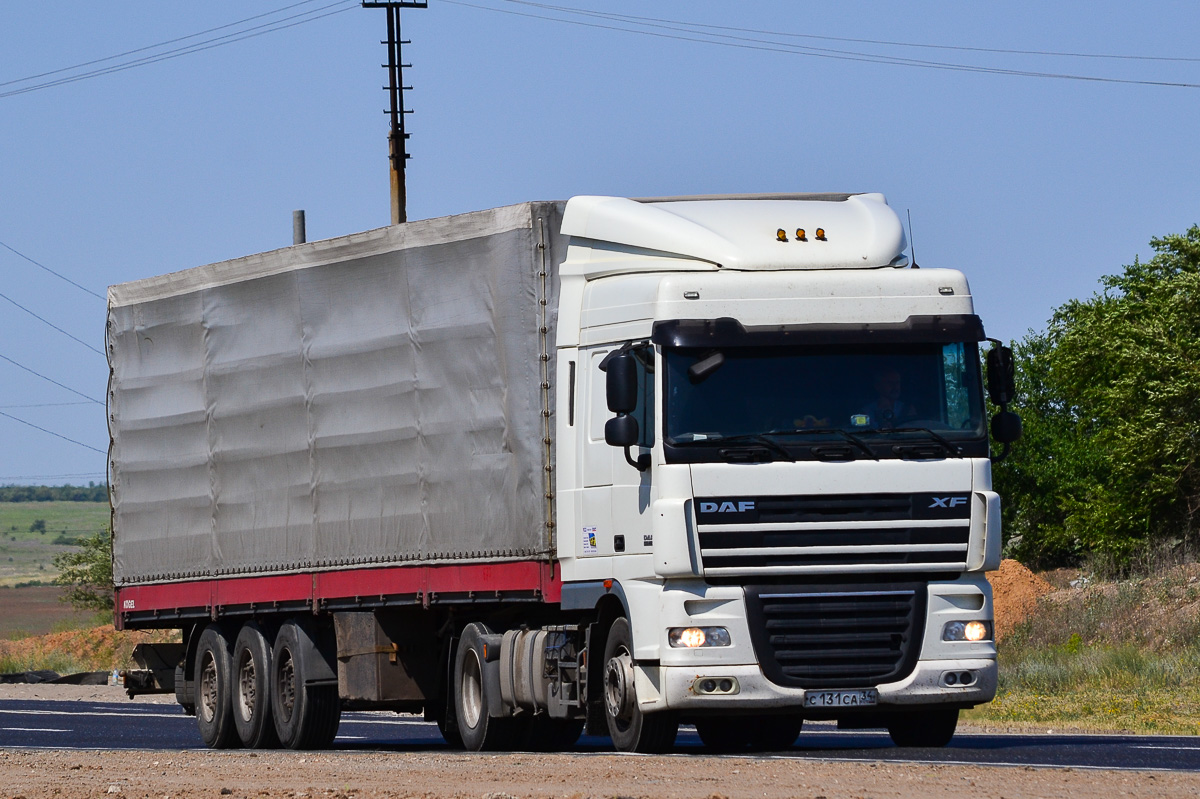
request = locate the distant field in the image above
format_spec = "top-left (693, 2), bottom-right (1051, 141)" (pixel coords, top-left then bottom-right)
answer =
top-left (0, 585), bottom-right (97, 640)
top-left (0, 501), bottom-right (109, 586)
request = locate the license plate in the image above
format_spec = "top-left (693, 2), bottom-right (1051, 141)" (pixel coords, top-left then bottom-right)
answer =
top-left (804, 689), bottom-right (878, 708)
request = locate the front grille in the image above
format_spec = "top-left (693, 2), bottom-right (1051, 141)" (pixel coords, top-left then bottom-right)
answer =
top-left (696, 493), bottom-right (971, 577)
top-left (744, 583), bottom-right (926, 688)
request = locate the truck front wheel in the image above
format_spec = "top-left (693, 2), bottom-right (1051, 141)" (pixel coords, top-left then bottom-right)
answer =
top-left (195, 624), bottom-right (240, 749)
top-left (602, 618), bottom-right (677, 753)
top-left (271, 619), bottom-right (341, 750)
top-left (887, 708), bottom-right (959, 747)
top-left (232, 622), bottom-right (279, 749)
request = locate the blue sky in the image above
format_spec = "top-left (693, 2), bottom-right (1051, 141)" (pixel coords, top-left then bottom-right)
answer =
top-left (2, 1), bottom-right (1198, 484)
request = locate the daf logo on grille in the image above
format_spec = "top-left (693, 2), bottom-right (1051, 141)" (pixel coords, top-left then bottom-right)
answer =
top-left (929, 496), bottom-right (968, 509)
top-left (700, 501), bottom-right (755, 514)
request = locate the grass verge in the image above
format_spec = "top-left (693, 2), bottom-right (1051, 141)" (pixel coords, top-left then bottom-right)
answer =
top-left (966, 564), bottom-right (1200, 734)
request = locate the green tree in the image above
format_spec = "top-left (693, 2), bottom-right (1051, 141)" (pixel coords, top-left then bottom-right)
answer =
top-left (52, 530), bottom-right (114, 612)
top-left (995, 225), bottom-right (1200, 568)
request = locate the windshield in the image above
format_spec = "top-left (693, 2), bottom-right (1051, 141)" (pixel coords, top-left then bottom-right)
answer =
top-left (663, 342), bottom-right (986, 459)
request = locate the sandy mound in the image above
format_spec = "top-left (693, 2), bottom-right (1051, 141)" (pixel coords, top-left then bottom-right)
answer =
top-left (987, 559), bottom-right (1053, 641)
top-left (0, 625), bottom-right (178, 673)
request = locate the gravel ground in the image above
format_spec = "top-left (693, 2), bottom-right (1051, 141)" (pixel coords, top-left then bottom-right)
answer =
top-left (3, 686), bottom-right (1200, 799)
top-left (3, 746), bottom-right (1199, 799)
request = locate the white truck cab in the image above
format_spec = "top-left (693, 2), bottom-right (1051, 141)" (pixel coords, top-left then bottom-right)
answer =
top-left (552, 193), bottom-right (1012, 750)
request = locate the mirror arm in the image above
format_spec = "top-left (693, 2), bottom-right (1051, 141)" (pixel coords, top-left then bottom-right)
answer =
top-left (990, 441), bottom-right (1012, 464)
top-left (624, 447), bottom-right (650, 472)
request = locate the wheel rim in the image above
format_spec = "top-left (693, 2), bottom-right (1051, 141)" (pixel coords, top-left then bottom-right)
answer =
top-left (461, 650), bottom-right (484, 729)
top-left (604, 645), bottom-right (635, 731)
top-left (237, 651), bottom-right (256, 723)
top-left (199, 652), bottom-right (218, 724)
top-left (276, 649), bottom-right (296, 724)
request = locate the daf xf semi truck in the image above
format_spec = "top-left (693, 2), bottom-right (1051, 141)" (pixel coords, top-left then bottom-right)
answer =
top-left (108, 192), bottom-right (1019, 753)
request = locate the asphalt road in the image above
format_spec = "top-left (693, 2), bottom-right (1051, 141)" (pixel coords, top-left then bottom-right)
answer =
top-left (1, 698), bottom-right (1198, 771)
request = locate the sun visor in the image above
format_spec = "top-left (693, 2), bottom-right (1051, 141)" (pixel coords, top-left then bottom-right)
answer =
top-left (652, 314), bottom-right (986, 347)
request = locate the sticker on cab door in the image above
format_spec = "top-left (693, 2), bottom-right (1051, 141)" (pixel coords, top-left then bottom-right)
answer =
top-left (582, 526), bottom-right (598, 555)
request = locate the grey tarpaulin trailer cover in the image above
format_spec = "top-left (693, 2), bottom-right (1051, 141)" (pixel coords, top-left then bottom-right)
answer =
top-left (107, 201), bottom-right (566, 586)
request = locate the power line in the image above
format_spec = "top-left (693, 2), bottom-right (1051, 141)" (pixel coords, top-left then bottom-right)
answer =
top-left (0, 401), bottom-right (94, 409)
top-left (0, 352), bottom-right (105, 404)
top-left (0, 1), bottom-right (358, 100)
top-left (507, 1), bottom-right (1200, 64)
top-left (0, 291), bottom-right (104, 355)
top-left (0, 240), bottom-right (104, 301)
top-left (0, 410), bottom-right (106, 454)
top-left (0, 0), bottom-right (330, 89)
top-left (444, 1), bottom-right (1200, 90)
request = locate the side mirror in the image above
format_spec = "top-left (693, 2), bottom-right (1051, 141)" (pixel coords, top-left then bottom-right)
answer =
top-left (986, 346), bottom-right (1016, 406)
top-left (605, 415), bottom-right (639, 448)
top-left (991, 410), bottom-right (1022, 444)
top-left (606, 353), bottom-right (638, 414)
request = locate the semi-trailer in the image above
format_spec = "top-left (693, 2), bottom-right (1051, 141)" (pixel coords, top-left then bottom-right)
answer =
top-left (109, 193), bottom-right (1019, 753)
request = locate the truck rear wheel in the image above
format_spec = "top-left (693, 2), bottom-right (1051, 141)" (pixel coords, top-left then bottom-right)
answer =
top-left (602, 618), bottom-right (678, 753)
top-left (454, 622), bottom-right (523, 751)
top-left (232, 622), bottom-right (279, 749)
top-left (887, 708), bottom-right (958, 747)
top-left (271, 619), bottom-right (341, 750)
top-left (694, 715), bottom-right (802, 752)
top-left (195, 624), bottom-right (240, 749)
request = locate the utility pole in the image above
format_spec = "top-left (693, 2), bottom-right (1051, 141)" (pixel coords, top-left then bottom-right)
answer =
top-left (362, 1), bottom-right (427, 224)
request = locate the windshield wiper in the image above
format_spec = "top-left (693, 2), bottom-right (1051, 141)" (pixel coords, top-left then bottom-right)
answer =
top-left (764, 428), bottom-right (879, 461)
top-left (672, 433), bottom-right (796, 462)
top-left (877, 427), bottom-right (963, 458)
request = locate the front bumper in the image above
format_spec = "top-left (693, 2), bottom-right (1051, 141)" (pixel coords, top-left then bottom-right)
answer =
top-left (647, 656), bottom-right (996, 713)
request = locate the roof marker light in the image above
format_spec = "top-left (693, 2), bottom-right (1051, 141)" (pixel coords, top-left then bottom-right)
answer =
top-left (815, 228), bottom-right (827, 241)
top-left (776, 229), bottom-right (788, 242)
top-left (796, 229), bottom-right (807, 241)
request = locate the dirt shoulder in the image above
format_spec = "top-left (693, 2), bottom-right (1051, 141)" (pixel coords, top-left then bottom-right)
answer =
top-left (2, 747), bottom-right (1198, 799)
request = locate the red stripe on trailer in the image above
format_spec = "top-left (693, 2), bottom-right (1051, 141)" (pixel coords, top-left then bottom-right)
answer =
top-left (314, 560), bottom-right (556, 600)
top-left (115, 560), bottom-right (560, 628)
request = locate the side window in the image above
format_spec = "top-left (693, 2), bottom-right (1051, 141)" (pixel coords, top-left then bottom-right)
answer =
top-left (631, 344), bottom-right (655, 448)
top-left (942, 342), bottom-right (974, 428)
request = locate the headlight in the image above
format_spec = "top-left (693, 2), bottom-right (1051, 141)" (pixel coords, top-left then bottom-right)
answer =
top-left (942, 620), bottom-right (992, 642)
top-left (668, 627), bottom-right (731, 647)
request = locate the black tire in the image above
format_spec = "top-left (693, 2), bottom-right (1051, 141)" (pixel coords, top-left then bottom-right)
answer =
top-left (887, 708), bottom-right (959, 747)
top-left (271, 619), bottom-right (342, 750)
top-left (694, 715), bottom-right (802, 753)
top-left (436, 717), bottom-right (464, 749)
top-left (454, 622), bottom-right (523, 751)
top-left (602, 618), bottom-right (678, 753)
top-left (232, 622), bottom-right (279, 749)
top-left (194, 624), bottom-right (240, 749)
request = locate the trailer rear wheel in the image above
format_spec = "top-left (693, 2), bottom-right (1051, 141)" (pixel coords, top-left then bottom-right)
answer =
top-left (195, 624), bottom-right (240, 749)
top-left (887, 708), bottom-right (958, 747)
top-left (271, 620), bottom-right (341, 750)
top-left (454, 622), bottom-right (522, 751)
top-left (602, 618), bottom-right (677, 753)
top-left (232, 622), bottom-right (279, 749)
top-left (694, 715), bottom-right (802, 752)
